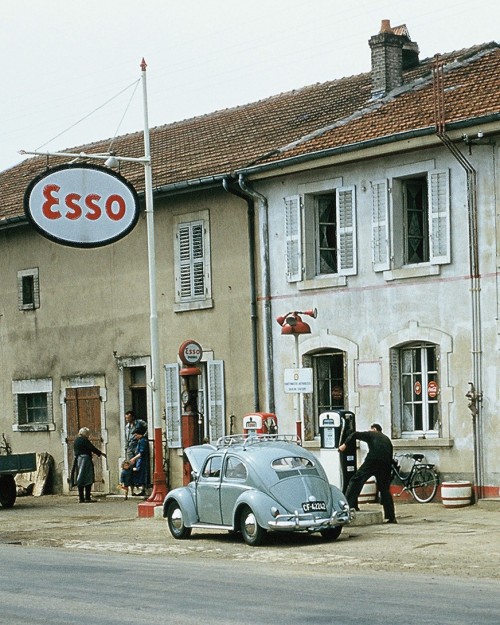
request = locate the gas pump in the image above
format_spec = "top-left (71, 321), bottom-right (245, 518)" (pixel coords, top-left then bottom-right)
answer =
top-left (243, 412), bottom-right (278, 437)
top-left (178, 340), bottom-right (203, 485)
top-left (317, 409), bottom-right (356, 490)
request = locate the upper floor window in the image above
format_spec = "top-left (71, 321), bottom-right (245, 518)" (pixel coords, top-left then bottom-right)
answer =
top-left (17, 268), bottom-right (40, 310)
top-left (284, 185), bottom-right (356, 283)
top-left (372, 169), bottom-right (450, 274)
top-left (173, 211), bottom-right (212, 312)
top-left (12, 378), bottom-right (54, 431)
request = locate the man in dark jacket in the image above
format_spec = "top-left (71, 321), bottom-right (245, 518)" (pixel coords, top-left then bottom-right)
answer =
top-left (338, 423), bottom-right (396, 523)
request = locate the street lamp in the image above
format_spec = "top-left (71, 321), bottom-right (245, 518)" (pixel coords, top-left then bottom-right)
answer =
top-left (276, 309), bottom-right (317, 439)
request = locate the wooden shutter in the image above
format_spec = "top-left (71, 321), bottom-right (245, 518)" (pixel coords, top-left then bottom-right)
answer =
top-left (164, 363), bottom-right (182, 448)
top-left (284, 195), bottom-right (302, 282)
top-left (177, 221), bottom-right (205, 300)
top-left (371, 180), bottom-right (391, 271)
top-left (207, 360), bottom-right (225, 443)
top-left (428, 169), bottom-right (451, 264)
top-left (337, 186), bottom-right (357, 275)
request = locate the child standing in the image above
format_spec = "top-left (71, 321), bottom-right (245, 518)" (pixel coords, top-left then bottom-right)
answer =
top-left (119, 460), bottom-right (133, 500)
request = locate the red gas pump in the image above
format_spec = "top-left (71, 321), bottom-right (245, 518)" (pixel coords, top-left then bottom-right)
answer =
top-left (179, 340), bottom-right (203, 485)
top-left (243, 412), bottom-right (278, 437)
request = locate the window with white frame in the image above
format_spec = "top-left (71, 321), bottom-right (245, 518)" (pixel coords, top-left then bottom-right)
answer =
top-left (164, 360), bottom-right (225, 447)
top-left (391, 344), bottom-right (439, 438)
top-left (12, 378), bottom-right (54, 431)
top-left (284, 185), bottom-right (356, 283)
top-left (17, 268), bottom-right (40, 310)
top-left (371, 169), bottom-right (450, 273)
top-left (174, 213), bottom-right (212, 311)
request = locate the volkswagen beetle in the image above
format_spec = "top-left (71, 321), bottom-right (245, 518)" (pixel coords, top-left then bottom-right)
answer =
top-left (163, 435), bottom-right (353, 546)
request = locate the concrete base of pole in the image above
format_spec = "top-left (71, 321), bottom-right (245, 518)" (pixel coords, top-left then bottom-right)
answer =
top-left (137, 426), bottom-right (168, 518)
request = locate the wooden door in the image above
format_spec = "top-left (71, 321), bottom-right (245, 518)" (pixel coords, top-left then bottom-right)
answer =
top-left (66, 386), bottom-right (104, 492)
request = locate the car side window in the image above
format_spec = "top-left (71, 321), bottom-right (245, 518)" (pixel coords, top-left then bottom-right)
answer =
top-left (224, 456), bottom-right (247, 480)
top-left (202, 455), bottom-right (223, 478)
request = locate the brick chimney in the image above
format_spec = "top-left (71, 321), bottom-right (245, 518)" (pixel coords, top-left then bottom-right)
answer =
top-left (369, 19), bottom-right (418, 98)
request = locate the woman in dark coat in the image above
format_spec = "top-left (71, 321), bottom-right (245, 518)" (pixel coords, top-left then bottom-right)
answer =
top-left (129, 423), bottom-right (149, 497)
top-left (72, 427), bottom-right (106, 503)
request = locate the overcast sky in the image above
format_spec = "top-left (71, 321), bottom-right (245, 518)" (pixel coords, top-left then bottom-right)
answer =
top-left (1, 0), bottom-right (499, 172)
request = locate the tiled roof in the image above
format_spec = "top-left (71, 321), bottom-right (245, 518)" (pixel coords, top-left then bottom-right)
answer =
top-left (1, 41), bottom-right (499, 223)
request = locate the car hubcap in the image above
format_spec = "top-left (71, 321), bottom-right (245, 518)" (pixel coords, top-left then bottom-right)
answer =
top-left (171, 507), bottom-right (183, 531)
top-left (244, 512), bottom-right (257, 537)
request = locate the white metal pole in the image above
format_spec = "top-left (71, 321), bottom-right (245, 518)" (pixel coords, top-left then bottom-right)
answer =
top-left (138, 59), bottom-right (167, 511)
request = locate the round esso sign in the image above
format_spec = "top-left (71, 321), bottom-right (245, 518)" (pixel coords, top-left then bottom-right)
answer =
top-left (178, 340), bottom-right (203, 365)
top-left (24, 164), bottom-right (140, 248)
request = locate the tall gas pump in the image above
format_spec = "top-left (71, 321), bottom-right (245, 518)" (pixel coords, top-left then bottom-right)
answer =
top-left (178, 340), bottom-right (203, 485)
top-left (318, 409), bottom-right (356, 490)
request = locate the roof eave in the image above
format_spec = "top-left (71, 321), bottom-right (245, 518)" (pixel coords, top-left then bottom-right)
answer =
top-left (236, 113), bottom-right (500, 179)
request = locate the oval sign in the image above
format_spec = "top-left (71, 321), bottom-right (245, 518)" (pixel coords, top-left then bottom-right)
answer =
top-left (24, 163), bottom-right (140, 248)
top-left (178, 339), bottom-right (203, 365)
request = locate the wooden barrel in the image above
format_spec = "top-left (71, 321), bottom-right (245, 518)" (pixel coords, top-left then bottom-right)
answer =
top-left (441, 481), bottom-right (473, 508)
top-left (358, 477), bottom-right (377, 504)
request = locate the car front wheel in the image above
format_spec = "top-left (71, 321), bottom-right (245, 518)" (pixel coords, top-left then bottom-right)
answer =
top-left (320, 526), bottom-right (342, 541)
top-left (167, 501), bottom-right (192, 540)
top-left (240, 506), bottom-right (266, 546)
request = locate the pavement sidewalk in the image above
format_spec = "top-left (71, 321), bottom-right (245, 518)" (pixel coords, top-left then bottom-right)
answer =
top-left (1, 494), bottom-right (498, 580)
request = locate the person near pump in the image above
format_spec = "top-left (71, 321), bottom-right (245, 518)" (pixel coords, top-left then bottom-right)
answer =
top-left (129, 423), bottom-right (150, 497)
top-left (338, 423), bottom-right (397, 524)
top-left (124, 410), bottom-right (148, 460)
top-left (72, 427), bottom-right (106, 503)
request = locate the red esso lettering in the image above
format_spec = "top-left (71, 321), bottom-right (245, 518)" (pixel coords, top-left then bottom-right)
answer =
top-left (186, 347), bottom-right (200, 356)
top-left (41, 186), bottom-right (126, 221)
top-left (42, 184), bottom-right (62, 219)
top-left (105, 194), bottom-right (126, 221)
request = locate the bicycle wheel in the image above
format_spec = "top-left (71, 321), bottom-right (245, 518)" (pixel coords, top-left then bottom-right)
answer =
top-left (410, 467), bottom-right (439, 503)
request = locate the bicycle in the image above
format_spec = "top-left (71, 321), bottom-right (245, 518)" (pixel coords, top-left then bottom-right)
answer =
top-left (391, 453), bottom-right (439, 503)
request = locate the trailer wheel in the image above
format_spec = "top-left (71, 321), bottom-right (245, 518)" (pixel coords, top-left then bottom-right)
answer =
top-left (0, 474), bottom-right (17, 508)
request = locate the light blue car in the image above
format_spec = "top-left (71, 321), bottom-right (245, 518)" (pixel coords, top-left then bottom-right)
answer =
top-left (163, 435), bottom-right (353, 546)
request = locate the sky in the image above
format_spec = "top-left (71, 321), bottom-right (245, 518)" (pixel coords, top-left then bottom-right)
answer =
top-left (1, 0), bottom-right (499, 172)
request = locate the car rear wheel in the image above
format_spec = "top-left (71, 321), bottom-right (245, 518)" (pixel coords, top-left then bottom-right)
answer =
top-left (167, 501), bottom-right (192, 540)
top-left (320, 526), bottom-right (342, 541)
top-left (240, 506), bottom-right (266, 546)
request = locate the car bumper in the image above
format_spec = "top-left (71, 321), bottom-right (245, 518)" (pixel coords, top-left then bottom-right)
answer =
top-left (267, 507), bottom-right (354, 531)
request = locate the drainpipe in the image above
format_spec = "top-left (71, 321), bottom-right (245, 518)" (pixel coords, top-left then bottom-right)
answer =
top-left (236, 175), bottom-right (275, 414)
top-left (222, 178), bottom-right (261, 412)
top-left (433, 57), bottom-right (484, 499)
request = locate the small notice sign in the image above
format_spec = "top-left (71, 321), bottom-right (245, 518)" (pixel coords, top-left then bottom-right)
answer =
top-left (284, 368), bottom-right (313, 394)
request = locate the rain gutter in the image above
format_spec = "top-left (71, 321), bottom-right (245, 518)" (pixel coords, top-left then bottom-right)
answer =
top-left (222, 177), bottom-right (261, 412)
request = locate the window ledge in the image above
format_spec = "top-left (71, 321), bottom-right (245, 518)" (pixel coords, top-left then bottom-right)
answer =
top-left (13, 423), bottom-right (56, 432)
top-left (383, 264), bottom-right (440, 282)
top-left (174, 298), bottom-right (214, 313)
top-left (392, 437), bottom-right (453, 449)
top-left (298, 275), bottom-right (347, 291)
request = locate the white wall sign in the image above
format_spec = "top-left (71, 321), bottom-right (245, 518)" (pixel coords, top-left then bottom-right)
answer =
top-left (24, 164), bottom-right (140, 248)
top-left (284, 368), bottom-right (313, 393)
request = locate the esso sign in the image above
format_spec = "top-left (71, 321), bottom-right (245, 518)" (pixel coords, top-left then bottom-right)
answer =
top-left (178, 340), bottom-right (203, 365)
top-left (24, 164), bottom-right (140, 247)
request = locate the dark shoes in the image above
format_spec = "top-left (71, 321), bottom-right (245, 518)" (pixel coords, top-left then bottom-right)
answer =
top-left (385, 518), bottom-right (397, 524)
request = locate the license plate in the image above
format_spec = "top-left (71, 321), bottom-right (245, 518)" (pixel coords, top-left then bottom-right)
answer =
top-left (302, 501), bottom-right (326, 513)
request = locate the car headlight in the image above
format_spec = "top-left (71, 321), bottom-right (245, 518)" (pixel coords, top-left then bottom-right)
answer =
top-left (270, 506), bottom-right (280, 518)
